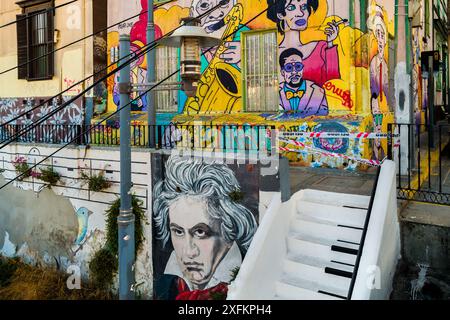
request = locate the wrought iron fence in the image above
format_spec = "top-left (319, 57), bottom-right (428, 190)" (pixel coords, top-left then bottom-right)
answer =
top-left (0, 123), bottom-right (276, 154)
top-left (387, 123), bottom-right (450, 205)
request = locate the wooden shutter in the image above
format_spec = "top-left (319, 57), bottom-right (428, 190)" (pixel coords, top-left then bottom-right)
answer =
top-left (46, 10), bottom-right (54, 77)
top-left (16, 14), bottom-right (28, 79)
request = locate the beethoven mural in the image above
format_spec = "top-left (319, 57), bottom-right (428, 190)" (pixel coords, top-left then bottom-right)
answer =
top-left (152, 155), bottom-right (259, 300)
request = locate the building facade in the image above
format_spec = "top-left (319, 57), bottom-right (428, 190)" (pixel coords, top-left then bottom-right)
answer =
top-left (0, 0), bottom-right (448, 169)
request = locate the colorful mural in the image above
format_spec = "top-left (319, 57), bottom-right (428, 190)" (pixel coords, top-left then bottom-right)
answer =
top-left (102, 0), bottom-right (400, 169)
top-left (152, 154), bottom-right (259, 300)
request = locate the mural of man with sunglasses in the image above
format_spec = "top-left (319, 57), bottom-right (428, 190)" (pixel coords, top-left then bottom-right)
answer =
top-left (370, 93), bottom-right (386, 161)
top-left (279, 48), bottom-right (329, 116)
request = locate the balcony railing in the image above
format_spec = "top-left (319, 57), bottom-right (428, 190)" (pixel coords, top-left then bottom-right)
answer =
top-left (0, 123), bottom-right (276, 154)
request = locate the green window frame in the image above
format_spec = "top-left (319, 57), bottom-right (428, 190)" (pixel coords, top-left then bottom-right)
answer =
top-left (242, 29), bottom-right (278, 112)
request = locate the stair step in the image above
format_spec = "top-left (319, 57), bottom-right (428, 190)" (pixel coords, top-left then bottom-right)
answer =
top-left (299, 190), bottom-right (370, 208)
top-left (291, 218), bottom-right (363, 245)
top-left (275, 281), bottom-right (344, 300)
top-left (287, 237), bottom-right (357, 266)
top-left (283, 259), bottom-right (351, 296)
top-left (289, 231), bottom-right (360, 251)
top-left (280, 271), bottom-right (349, 299)
top-left (286, 252), bottom-right (355, 273)
top-left (296, 201), bottom-right (367, 228)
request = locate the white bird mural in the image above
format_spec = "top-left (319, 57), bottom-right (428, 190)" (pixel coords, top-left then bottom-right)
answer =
top-left (75, 207), bottom-right (92, 245)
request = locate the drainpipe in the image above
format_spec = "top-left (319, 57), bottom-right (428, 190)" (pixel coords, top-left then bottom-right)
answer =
top-left (147, 0), bottom-right (156, 147)
top-left (118, 34), bottom-right (135, 300)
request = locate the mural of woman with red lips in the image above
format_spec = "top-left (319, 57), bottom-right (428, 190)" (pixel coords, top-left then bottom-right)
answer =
top-left (267, 0), bottom-right (342, 88)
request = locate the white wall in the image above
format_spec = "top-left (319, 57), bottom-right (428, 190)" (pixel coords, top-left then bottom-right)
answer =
top-left (0, 143), bottom-right (154, 298)
top-left (351, 160), bottom-right (401, 300)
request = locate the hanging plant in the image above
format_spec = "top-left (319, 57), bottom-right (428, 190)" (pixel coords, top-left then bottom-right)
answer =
top-left (88, 195), bottom-right (147, 289)
top-left (81, 171), bottom-right (112, 192)
top-left (12, 156), bottom-right (39, 181)
top-left (39, 166), bottom-right (61, 186)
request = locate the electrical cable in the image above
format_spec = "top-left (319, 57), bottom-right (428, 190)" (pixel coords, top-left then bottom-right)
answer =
top-left (0, 70), bottom-right (179, 190)
top-left (0, 0), bottom-right (78, 29)
top-left (0, 0), bottom-right (226, 128)
top-left (0, 1), bottom-right (229, 144)
top-left (0, 2), bottom-right (276, 189)
top-left (0, 0), bottom-right (178, 75)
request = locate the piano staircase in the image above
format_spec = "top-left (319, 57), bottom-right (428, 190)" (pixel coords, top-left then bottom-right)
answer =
top-left (273, 190), bottom-right (371, 300)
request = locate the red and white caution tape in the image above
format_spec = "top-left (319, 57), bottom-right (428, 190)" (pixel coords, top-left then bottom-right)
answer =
top-left (279, 131), bottom-right (399, 139)
top-left (279, 138), bottom-right (383, 167)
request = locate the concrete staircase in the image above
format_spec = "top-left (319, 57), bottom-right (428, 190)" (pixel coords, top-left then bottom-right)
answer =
top-left (274, 190), bottom-right (370, 300)
top-left (228, 161), bottom-right (400, 300)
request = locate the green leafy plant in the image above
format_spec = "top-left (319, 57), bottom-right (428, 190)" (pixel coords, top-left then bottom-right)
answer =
top-left (81, 171), bottom-right (112, 192)
top-left (39, 166), bottom-right (61, 186)
top-left (88, 195), bottom-right (147, 289)
top-left (12, 156), bottom-right (33, 181)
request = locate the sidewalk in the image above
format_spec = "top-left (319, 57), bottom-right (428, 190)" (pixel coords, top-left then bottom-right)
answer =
top-left (289, 166), bottom-right (378, 196)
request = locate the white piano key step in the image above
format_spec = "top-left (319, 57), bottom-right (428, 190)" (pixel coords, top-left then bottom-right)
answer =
top-left (287, 236), bottom-right (357, 266)
top-left (296, 201), bottom-right (367, 228)
top-left (275, 281), bottom-right (344, 300)
top-left (286, 252), bottom-right (355, 273)
top-left (290, 218), bottom-right (363, 245)
top-left (299, 189), bottom-right (371, 209)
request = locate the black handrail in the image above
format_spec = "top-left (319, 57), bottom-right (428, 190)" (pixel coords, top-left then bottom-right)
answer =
top-left (347, 164), bottom-right (382, 300)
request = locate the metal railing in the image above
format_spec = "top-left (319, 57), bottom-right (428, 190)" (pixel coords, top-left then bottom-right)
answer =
top-left (0, 123), bottom-right (276, 154)
top-left (387, 123), bottom-right (450, 205)
top-left (347, 165), bottom-right (381, 300)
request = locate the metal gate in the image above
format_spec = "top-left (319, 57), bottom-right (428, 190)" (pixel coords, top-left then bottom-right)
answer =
top-left (387, 123), bottom-right (450, 205)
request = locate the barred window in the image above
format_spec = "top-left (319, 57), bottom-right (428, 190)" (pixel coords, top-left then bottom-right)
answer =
top-left (243, 30), bottom-right (278, 112)
top-left (155, 46), bottom-right (179, 112)
top-left (16, 0), bottom-right (54, 80)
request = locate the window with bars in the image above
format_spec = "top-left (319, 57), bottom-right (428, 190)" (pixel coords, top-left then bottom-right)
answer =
top-left (16, 1), bottom-right (54, 80)
top-left (242, 30), bottom-right (278, 112)
top-left (155, 46), bottom-right (179, 112)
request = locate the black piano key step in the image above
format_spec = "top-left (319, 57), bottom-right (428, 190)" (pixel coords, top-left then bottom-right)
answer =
top-left (317, 290), bottom-right (347, 300)
top-left (325, 267), bottom-right (353, 279)
top-left (331, 245), bottom-right (358, 255)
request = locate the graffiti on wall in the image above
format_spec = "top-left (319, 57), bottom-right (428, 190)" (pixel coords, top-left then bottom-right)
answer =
top-left (0, 97), bottom-right (83, 126)
top-left (152, 154), bottom-right (259, 299)
top-left (368, 3), bottom-right (389, 113)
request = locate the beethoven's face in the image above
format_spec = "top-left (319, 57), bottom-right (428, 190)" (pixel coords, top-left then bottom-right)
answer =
top-left (279, 0), bottom-right (310, 31)
top-left (281, 54), bottom-right (304, 87)
top-left (191, 0), bottom-right (235, 34)
top-left (375, 24), bottom-right (386, 56)
top-left (168, 196), bottom-right (232, 290)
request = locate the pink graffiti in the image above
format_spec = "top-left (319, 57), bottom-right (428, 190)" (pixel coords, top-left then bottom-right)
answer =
top-left (64, 78), bottom-right (82, 94)
top-left (323, 81), bottom-right (353, 110)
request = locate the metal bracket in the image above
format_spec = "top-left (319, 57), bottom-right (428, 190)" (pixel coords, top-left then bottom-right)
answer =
top-left (118, 83), bottom-right (131, 94)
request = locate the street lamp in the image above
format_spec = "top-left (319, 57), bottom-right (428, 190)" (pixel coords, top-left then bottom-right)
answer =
top-left (158, 17), bottom-right (222, 97)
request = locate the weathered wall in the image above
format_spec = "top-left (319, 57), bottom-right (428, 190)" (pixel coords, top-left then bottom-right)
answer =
top-left (0, 143), bottom-right (153, 297)
top-left (0, 0), bottom-right (94, 124)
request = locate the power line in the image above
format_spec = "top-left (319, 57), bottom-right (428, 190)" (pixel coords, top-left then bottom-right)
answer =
top-left (0, 2), bottom-right (275, 189)
top-left (0, 1), bottom-right (176, 75)
top-left (0, 1), bottom-right (229, 144)
top-left (0, 0), bottom-right (220, 129)
top-left (0, 0), bottom-right (78, 29)
top-left (0, 70), bottom-right (179, 191)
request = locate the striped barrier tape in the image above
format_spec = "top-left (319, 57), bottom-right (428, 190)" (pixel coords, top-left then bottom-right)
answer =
top-left (278, 131), bottom-right (400, 139)
top-left (279, 138), bottom-right (384, 167)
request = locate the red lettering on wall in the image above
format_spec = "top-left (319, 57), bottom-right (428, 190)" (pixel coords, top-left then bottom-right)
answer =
top-left (323, 81), bottom-right (354, 110)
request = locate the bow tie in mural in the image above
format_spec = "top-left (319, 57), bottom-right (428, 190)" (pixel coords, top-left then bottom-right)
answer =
top-left (286, 90), bottom-right (305, 100)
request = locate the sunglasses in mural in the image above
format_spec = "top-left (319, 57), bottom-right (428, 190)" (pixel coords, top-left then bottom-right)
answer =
top-left (283, 62), bottom-right (304, 73)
